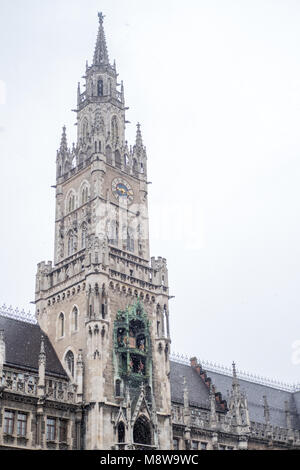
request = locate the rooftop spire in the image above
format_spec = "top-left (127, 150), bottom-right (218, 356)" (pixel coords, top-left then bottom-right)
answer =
top-left (93, 12), bottom-right (109, 66)
top-left (59, 126), bottom-right (68, 153)
top-left (136, 123), bottom-right (143, 148)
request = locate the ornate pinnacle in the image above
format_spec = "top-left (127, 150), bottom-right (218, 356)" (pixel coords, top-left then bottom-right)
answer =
top-left (39, 335), bottom-right (46, 365)
top-left (93, 12), bottom-right (109, 66)
top-left (232, 362), bottom-right (237, 379)
top-left (135, 123), bottom-right (143, 148)
top-left (59, 126), bottom-right (68, 153)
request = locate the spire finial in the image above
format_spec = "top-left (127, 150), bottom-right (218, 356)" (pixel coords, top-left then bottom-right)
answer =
top-left (98, 12), bottom-right (105, 24)
top-left (93, 12), bottom-right (109, 66)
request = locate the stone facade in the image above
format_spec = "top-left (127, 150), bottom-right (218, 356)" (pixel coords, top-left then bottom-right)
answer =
top-left (0, 13), bottom-right (300, 451)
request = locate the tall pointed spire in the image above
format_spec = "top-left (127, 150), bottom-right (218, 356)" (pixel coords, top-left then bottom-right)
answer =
top-left (93, 12), bottom-right (110, 66)
top-left (59, 125), bottom-right (68, 153)
top-left (136, 123), bottom-right (143, 148)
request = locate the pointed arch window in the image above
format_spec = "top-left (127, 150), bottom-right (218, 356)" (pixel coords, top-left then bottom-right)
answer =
top-left (133, 159), bottom-right (138, 174)
top-left (118, 422), bottom-right (125, 443)
top-left (97, 79), bottom-right (104, 97)
top-left (81, 186), bottom-right (89, 205)
top-left (127, 227), bottom-right (134, 253)
top-left (115, 379), bottom-right (121, 397)
top-left (68, 231), bottom-right (74, 256)
top-left (111, 117), bottom-right (118, 147)
top-left (82, 120), bottom-right (88, 140)
top-left (115, 150), bottom-right (121, 169)
top-left (72, 306), bottom-right (78, 332)
top-left (68, 194), bottom-right (75, 213)
top-left (59, 313), bottom-right (65, 338)
top-left (133, 416), bottom-right (151, 445)
top-left (65, 350), bottom-right (74, 377)
top-left (81, 224), bottom-right (87, 249)
top-left (109, 220), bottom-right (119, 246)
top-left (106, 145), bottom-right (112, 164)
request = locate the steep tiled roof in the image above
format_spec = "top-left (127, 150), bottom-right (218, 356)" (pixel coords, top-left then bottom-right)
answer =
top-left (207, 370), bottom-right (299, 429)
top-left (0, 315), bottom-right (67, 378)
top-left (170, 361), bottom-right (211, 409)
top-left (170, 359), bottom-right (300, 430)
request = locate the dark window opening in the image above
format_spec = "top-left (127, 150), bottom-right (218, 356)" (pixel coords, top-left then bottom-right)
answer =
top-left (97, 79), bottom-right (103, 96)
top-left (129, 354), bottom-right (146, 375)
top-left (65, 350), bottom-right (74, 377)
top-left (133, 416), bottom-right (151, 445)
top-left (118, 422), bottom-right (125, 443)
top-left (115, 380), bottom-right (121, 397)
top-left (59, 420), bottom-right (68, 443)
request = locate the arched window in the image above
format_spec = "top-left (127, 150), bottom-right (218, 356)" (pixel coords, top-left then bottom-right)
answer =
top-left (106, 145), bottom-right (112, 164)
top-left (65, 350), bottom-right (74, 377)
top-left (68, 231), bottom-right (74, 256)
top-left (109, 220), bottom-right (119, 246)
top-left (82, 120), bottom-right (88, 140)
top-left (118, 422), bottom-right (125, 443)
top-left (72, 306), bottom-right (78, 331)
top-left (81, 187), bottom-right (88, 205)
top-left (97, 79), bottom-right (103, 97)
top-left (133, 159), bottom-right (138, 174)
top-left (115, 150), bottom-right (121, 169)
top-left (127, 228), bottom-right (134, 252)
top-left (68, 194), bottom-right (75, 213)
top-left (133, 416), bottom-right (151, 445)
top-left (81, 224), bottom-right (87, 249)
top-left (59, 313), bottom-right (64, 338)
top-left (111, 117), bottom-right (118, 146)
top-left (124, 154), bottom-right (129, 167)
top-left (115, 379), bottom-right (121, 397)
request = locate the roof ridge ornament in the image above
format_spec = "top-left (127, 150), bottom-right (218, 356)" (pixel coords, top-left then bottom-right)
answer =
top-left (170, 352), bottom-right (300, 393)
top-left (0, 303), bottom-right (37, 325)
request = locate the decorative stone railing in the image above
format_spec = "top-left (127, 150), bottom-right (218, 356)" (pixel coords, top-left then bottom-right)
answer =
top-left (1, 369), bottom-right (77, 404)
top-left (250, 421), bottom-right (300, 444)
top-left (1, 370), bottom-right (38, 395)
top-left (45, 379), bottom-right (77, 404)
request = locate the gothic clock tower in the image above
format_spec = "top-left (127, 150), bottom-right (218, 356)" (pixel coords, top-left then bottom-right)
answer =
top-left (35, 13), bottom-right (172, 450)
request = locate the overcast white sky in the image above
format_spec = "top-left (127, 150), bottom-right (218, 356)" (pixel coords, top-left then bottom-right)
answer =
top-left (1, 0), bottom-right (300, 383)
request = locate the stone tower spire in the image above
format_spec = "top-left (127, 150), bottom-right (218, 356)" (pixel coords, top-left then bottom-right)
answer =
top-left (59, 125), bottom-right (68, 153)
top-left (93, 12), bottom-right (110, 66)
top-left (136, 123), bottom-right (143, 148)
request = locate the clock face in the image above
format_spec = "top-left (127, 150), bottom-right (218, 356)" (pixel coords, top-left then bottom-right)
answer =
top-left (112, 178), bottom-right (134, 204)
